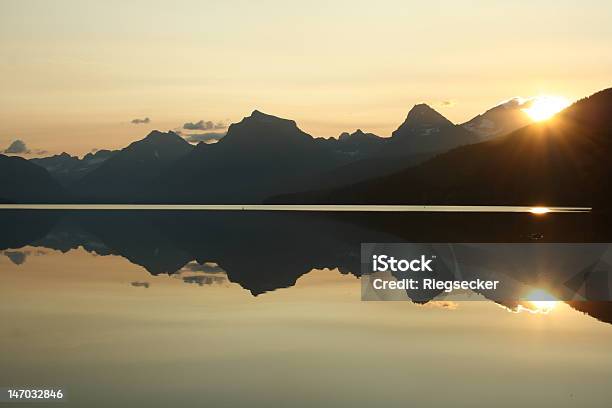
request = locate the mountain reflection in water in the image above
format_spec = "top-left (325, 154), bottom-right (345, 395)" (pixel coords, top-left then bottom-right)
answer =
top-left (1, 209), bottom-right (612, 324)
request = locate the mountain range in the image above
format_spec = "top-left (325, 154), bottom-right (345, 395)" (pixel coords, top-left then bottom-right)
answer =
top-left (2, 88), bottom-right (610, 207)
top-left (30, 149), bottom-right (117, 186)
top-left (71, 131), bottom-right (193, 202)
top-left (271, 88), bottom-right (612, 207)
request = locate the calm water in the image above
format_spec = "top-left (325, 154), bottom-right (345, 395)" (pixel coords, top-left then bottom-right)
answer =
top-left (0, 209), bottom-right (611, 407)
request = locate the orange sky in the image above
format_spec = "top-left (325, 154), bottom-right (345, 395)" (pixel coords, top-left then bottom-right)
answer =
top-left (1, 0), bottom-right (611, 156)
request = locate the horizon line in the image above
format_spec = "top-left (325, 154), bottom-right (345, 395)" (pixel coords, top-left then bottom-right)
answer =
top-left (0, 204), bottom-right (592, 213)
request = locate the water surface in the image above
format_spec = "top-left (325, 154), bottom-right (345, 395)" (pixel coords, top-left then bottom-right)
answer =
top-left (0, 209), bottom-right (610, 407)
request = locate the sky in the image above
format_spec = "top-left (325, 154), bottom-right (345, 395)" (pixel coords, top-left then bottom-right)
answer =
top-left (1, 0), bottom-right (611, 156)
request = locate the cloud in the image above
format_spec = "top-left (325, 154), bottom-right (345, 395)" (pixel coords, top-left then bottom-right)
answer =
top-left (183, 132), bottom-right (226, 144)
top-left (182, 275), bottom-right (226, 286)
top-left (183, 120), bottom-right (227, 131)
top-left (131, 117), bottom-right (151, 124)
top-left (182, 261), bottom-right (225, 273)
top-left (433, 100), bottom-right (456, 108)
top-left (424, 300), bottom-right (458, 310)
top-left (4, 140), bottom-right (30, 154)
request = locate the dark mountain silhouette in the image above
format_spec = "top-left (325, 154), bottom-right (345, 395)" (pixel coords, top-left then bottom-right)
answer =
top-left (394, 103), bottom-right (454, 136)
top-left (288, 152), bottom-right (434, 194)
top-left (12, 100), bottom-right (501, 204)
top-left (70, 131), bottom-right (193, 202)
top-left (13, 89), bottom-right (611, 204)
top-left (0, 154), bottom-right (67, 203)
top-left (30, 149), bottom-right (116, 186)
top-left (280, 104), bottom-right (478, 194)
top-left (382, 103), bottom-right (479, 155)
top-left (148, 107), bottom-right (476, 202)
top-left (263, 106), bottom-right (480, 195)
top-left (317, 129), bottom-right (386, 159)
top-left (220, 110), bottom-right (313, 148)
top-left (19, 103), bottom-right (489, 203)
top-left (151, 111), bottom-right (356, 203)
top-left (286, 130), bottom-right (421, 192)
top-left (461, 97), bottom-right (533, 141)
top-left (270, 88), bottom-right (612, 208)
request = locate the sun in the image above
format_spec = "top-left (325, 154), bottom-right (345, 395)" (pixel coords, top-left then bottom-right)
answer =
top-left (522, 95), bottom-right (571, 122)
top-left (525, 289), bottom-right (558, 313)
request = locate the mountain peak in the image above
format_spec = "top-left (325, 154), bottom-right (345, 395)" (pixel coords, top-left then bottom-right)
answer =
top-left (219, 110), bottom-right (310, 148)
top-left (392, 104), bottom-right (454, 139)
top-left (461, 98), bottom-right (532, 140)
top-left (404, 104), bottom-right (453, 127)
top-left (83, 149), bottom-right (115, 161)
top-left (338, 129), bottom-right (381, 142)
top-left (245, 110), bottom-right (297, 126)
top-left (121, 130), bottom-right (192, 159)
top-left (250, 109), bottom-right (266, 117)
top-left (142, 130), bottom-right (183, 143)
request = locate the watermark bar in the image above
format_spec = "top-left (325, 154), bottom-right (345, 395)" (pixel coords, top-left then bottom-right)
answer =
top-left (361, 243), bottom-right (612, 302)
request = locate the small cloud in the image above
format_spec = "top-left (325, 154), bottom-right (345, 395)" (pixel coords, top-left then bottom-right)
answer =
top-left (183, 120), bottom-right (227, 131)
top-left (182, 275), bottom-right (226, 286)
top-left (130, 281), bottom-right (150, 288)
top-left (434, 100), bottom-right (456, 108)
top-left (4, 140), bottom-right (30, 154)
top-left (183, 132), bottom-right (226, 144)
top-left (182, 261), bottom-right (226, 273)
top-left (131, 117), bottom-right (151, 124)
top-left (424, 300), bottom-right (458, 310)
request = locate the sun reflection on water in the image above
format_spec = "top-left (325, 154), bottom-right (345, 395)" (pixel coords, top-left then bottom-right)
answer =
top-left (521, 289), bottom-right (558, 314)
top-left (529, 207), bottom-right (550, 215)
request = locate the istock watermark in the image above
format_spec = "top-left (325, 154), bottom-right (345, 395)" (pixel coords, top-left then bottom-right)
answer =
top-left (361, 243), bottom-right (612, 302)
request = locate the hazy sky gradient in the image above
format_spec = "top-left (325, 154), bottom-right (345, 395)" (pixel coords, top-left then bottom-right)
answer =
top-left (1, 0), bottom-right (611, 155)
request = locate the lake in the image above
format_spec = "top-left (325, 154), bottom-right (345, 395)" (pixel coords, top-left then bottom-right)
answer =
top-left (0, 207), bottom-right (611, 407)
